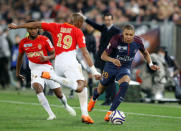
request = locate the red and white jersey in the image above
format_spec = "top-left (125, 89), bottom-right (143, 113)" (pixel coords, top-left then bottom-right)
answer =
top-left (41, 22), bottom-right (86, 55)
top-left (19, 35), bottom-right (54, 65)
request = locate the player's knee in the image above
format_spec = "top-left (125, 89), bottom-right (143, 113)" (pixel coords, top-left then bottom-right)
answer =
top-left (75, 87), bottom-right (83, 93)
top-left (32, 83), bottom-right (43, 94)
top-left (118, 75), bottom-right (130, 84)
top-left (75, 80), bottom-right (85, 92)
top-left (53, 88), bottom-right (63, 98)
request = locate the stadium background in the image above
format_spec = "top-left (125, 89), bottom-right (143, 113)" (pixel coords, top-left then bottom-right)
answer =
top-left (0, 0), bottom-right (181, 131)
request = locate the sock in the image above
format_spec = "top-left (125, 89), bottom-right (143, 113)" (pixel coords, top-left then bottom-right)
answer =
top-left (88, 78), bottom-right (93, 96)
top-left (58, 93), bottom-right (68, 108)
top-left (77, 87), bottom-right (88, 116)
top-left (37, 92), bottom-right (55, 116)
top-left (93, 88), bottom-right (100, 101)
top-left (51, 74), bottom-right (78, 90)
top-left (110, 82), bottom-right (129, 111)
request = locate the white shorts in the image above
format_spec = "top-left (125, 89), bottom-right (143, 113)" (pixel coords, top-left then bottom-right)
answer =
top-left (54, 51), bottom-right (85, 82)
top-left (29, 61), bottom-right (61, 89)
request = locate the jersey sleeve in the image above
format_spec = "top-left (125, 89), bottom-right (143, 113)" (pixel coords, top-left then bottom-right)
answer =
top-left (41, 22), bottom-right (59, 33)
top-left (76, 28), bottom-right (86, 48)
top-left (44, 37), bottom-right (54, 52)
top-left (105, 36), bottom-right (117, 55)
top-left (18, 40), bottom-right (24, 53)
top-left (138, 39), bottom-right (145, 53)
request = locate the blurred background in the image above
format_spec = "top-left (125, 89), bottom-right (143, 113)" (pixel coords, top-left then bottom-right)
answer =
top-left (0, 0), bottom-right (181, 104)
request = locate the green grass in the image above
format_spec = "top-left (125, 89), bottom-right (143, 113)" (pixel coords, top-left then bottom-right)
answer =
top-left (0, 88), bottom-right (181, 131)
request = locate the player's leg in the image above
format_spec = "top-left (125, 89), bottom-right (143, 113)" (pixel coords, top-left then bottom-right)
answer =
top-left (88, 67), bottom-right (115, 112)
top-left (64, 65), bottom-right (94, 124)
top-left (88, 82), bottom-right (106, 112)
top-left (41, 71), bottom-right (78, 90)
top-left (32, 82), bottom-right (56, 120)
top-left (104, 75), bottom-right (130, 121)
top-left (47, 80), bottom-right (76, 116)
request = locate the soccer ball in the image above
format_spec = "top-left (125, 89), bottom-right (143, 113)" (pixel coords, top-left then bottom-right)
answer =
top-left (109, 110), bottom-right (126, 125)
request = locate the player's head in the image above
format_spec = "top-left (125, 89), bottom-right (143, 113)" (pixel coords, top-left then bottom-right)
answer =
top-left (103, 13), bottom-right (113, 27)
top-left (71, 13), bottom-right (84, 28)
top-left (26, 20), bottom-right (38, 39)
top-left (122, 24), bottom-right (135, 44)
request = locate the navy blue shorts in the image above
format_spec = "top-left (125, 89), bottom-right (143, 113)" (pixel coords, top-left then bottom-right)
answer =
top-left (100, 65), bottom-right (131, 86)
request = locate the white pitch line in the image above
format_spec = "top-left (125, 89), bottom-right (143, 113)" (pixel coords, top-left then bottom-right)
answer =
top-left (0, 100), bottom-right (181, 120)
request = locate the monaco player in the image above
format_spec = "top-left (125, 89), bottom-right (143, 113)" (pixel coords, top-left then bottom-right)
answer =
top-left (8, 13), bottom-right (101, 124)
top-left (16, 22), bottom-right (76, 120)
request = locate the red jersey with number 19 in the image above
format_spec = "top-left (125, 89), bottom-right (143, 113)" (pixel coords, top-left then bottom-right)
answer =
top-left (19, 35), bottom-right (54, 65)
top-left (41, 23), bottom-right (86, 55)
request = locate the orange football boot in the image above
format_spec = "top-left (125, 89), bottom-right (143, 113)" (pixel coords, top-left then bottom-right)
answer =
top-left (81, 115), bottom-right (94, 124)
top-left (41, 71), bottom-right (51, 79)
top-left (104, 111), bottom-right (112, 121)
top-left (88, 97), bottom-right (96, 112)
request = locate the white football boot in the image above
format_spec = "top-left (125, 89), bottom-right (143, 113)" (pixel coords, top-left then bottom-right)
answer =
top-left (47, 115), bottom-right (56, 120)
top-left (65, 105), bottom-right (76, 116)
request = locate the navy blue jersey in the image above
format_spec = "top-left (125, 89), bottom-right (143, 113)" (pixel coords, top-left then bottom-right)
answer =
top-left (105, 34), bottom-right (145, 69)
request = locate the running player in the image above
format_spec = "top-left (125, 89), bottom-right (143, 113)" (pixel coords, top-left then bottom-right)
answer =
top-left (88, 24), bottom-right (160, 121)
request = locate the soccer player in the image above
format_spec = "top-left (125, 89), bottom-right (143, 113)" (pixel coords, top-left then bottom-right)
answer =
top-left (8, 13), bottom-right (101, 124)
top-left (87, 24), bottom-right (160, 121)
top-left (16, 22), bottom-right (76, 120)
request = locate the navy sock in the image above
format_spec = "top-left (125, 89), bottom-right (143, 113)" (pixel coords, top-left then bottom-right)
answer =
top-left (110, 82), bottom-right (129, 111)
top-left (93, 88), bottom-right (99, 101)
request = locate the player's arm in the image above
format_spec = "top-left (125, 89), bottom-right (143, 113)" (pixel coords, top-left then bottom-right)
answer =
top-left (39, 50), bottom-right (55, 62)
top-left (80, 47), bottom-right (101, 80)
top-left (101, 51), bottom-right (121, 67)
top-left (142, 49), bottom-right (160, 70)
top-left (78, 13), bottom-right (104, 31)
top-left (16, 52), bottom-right (25, 80)
top-left (101, 41), bottom-right (121, 67)
top-left (8, 22), bottom-right (42, 29)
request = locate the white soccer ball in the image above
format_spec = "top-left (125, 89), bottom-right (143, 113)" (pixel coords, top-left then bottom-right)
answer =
top-left (110, 110), bottom-right (126, 125)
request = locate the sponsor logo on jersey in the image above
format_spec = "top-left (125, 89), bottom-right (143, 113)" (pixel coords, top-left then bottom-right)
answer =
top-left (116, 55), bottom-right (134, 62)
top-left (24, 43), bottom-right (32, 47)
top-left (118, 46), bottom-right (127, 50)
top-left (27, 51), bottom-right (44, 58)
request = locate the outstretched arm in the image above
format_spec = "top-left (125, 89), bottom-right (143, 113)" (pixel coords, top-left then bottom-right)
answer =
top-left (80, 47), bottom-right (101, 80)
top-left (8, 22), bottom-right (42, 29)
top-left (142, 49), bottom-right (160, 70)
top-left (78, 13), bottom-right (104, 31)
top-left (16, 52), bottom-right (25, 80)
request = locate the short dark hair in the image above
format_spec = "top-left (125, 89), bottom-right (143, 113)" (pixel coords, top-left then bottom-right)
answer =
top-left (103, 12), bottom-right (113, 20)
top-left (122, 24), bottom-right (135, 31)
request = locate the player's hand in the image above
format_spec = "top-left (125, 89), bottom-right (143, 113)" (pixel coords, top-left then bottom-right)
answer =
top-left (8, 23), bottom-right (18, 30)
top-left (39, 55), bottom-right (49, 62)
top-left (39, 53), bottom-right (49, 62)
top-left (77, 12), bottom-right (86, 20)
top-left (16, 74), bottom-right (25, 81)
top-left (150, 64), bottom-right (160, 71)
top-left (113, 59), bottom-right (121, 67)
top-left (94, 73), bottom-right (102, 80)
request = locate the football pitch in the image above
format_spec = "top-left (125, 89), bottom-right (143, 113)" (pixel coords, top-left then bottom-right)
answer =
top-left (0, 89), bottom-right (181, 131)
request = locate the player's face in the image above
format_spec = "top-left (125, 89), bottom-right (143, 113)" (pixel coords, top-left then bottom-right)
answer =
top-left (27, 28), bottom-right (38, 38)
top-left (123, 29), bottom-right (135, 44)
top-left (104, 16), bottom-right (113, 27)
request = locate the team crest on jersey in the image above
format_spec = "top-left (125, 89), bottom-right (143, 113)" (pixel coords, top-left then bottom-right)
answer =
top-left (38, 44), bottom-right (42, 49)
top-left (118, 46), bottom-right (127, 50)
top-left (24, 43), bottom-right (32, 47)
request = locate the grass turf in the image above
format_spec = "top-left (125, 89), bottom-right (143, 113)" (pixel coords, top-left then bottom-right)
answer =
top-left (0, 89), bottom-right (181, 131)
